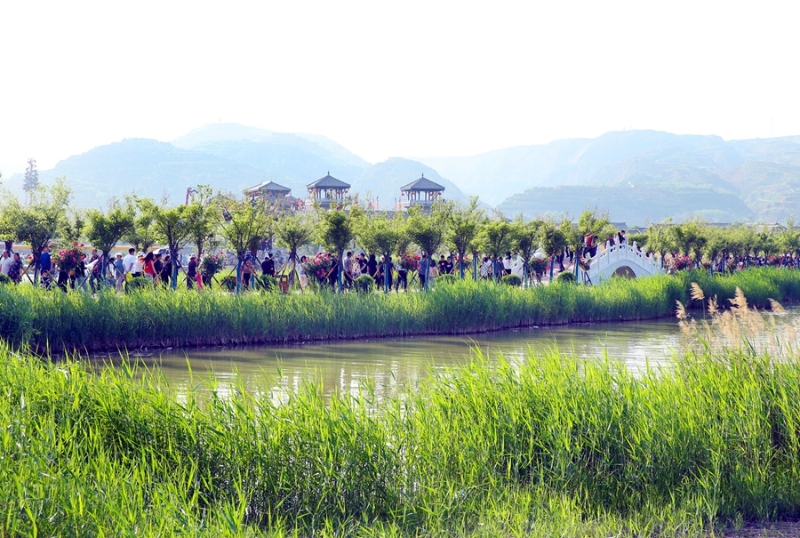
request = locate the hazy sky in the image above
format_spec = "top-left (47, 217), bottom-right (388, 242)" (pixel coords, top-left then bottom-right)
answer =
top-left (2, 0), bottom-right (799, 174)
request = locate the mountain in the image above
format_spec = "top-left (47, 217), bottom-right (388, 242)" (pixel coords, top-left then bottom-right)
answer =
top-left (5, 139), bottom-right (263, 208)
top-left (173, 123), bottom-right (370, 169)
top-left (498, 185), bottom-right (754, 225)
top-left (423, 130), bottom-right (800, 222)
top-left (351, 158), bottom-right (469, 209)
top-left (8, 124), bottom-right (800, 224)
top-left (421, 131), bottom-right (744, 206)
top-left (6, 124), bottom-right (373, 207)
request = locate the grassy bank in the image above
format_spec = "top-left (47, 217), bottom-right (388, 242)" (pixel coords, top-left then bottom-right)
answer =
top-left (2, 268), bottom-right (800, 352)
top-left (2, 311), bottom-right (800, 535)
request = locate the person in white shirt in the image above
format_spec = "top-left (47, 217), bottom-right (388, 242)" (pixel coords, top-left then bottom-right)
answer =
top-left (132, 254), bottom-right (145, 277)
top-left (1, 251), bottom-right (14, 275)
top-left (503, 251), bottom-right (513, 276)
top-left (122, 248), bottom-right (137, 275)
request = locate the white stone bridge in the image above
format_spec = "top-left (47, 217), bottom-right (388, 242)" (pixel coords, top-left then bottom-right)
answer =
top-left (581, 241), bottom-right (663, 283)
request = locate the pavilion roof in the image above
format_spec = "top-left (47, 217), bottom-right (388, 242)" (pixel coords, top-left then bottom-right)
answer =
top-left (246, 180), bottom-right (291, 194)
top-left (400, 174), bottom-right (445, 192)
top-left (307, 172), bottom-right (350, 189)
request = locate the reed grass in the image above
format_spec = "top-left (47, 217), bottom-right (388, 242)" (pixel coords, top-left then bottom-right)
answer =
top-left (2, 268), bottom-right (800, 352)
top-left (2, 298), bottom-right (800, 535)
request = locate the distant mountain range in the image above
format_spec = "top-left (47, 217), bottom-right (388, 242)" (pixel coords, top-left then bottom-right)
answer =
top-left (4, 124), bottom-right (468, 210)
top-left (5, 124), bottom-right (800, 224)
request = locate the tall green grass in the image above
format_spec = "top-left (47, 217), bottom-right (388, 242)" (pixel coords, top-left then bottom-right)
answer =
top-left (1, 268), bottom-right (799, 352)
top-left (3, 327), bottom-right (800, 535)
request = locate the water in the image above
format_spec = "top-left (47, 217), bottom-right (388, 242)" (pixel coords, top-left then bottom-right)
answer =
top-left (108, 308), bottom-right (800, 402)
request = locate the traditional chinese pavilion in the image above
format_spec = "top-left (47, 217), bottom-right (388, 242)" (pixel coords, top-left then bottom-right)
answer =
top-left (307, 172), bottom-right (350, 209)
top-left (246, 180), bottom-right (291, 201)
top-left (400, 174), bottom-right (444, 211)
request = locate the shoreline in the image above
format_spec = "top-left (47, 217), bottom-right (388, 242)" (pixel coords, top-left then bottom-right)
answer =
top-left (78, 311), bottom-right (682, 360)
top-left (3, 267), bottom-right (799, 356)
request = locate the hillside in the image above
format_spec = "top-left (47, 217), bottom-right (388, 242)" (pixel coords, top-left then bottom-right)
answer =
top-left (423, 131), bottom-right (800, 222)
top-left (6, 125), bottom-right (800, 224)
top-left (5, 139), bottom-right (262, 208)
top-left (497, 185), bottom-right (754, 225)
top-left (352, 158), bottom-right (469, 209)
top-left (6, 125), bottom-right (371, 207)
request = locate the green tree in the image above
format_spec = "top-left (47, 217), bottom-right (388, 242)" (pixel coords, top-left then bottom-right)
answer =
top-left (86, 200), bottom-right (135, 281)
top-left (512, 217), bottom-right (543, 286)
top-left (23, 158), bottom-right (39, 199)
top-left (778, 218), bottom-right (800, 259)
top-left (123, 195), bottom-right (159, 253)
top-left (702, 226), bottom-right (725, 274)
top-left (318, 208), bottom-right (359, 293)
top-left (406, 203), bottom-right (449, 290)
top-left (0, 177), bottom-right (72, 283)
top-left (646, 219), bottom-right (675, 268)
top-left (60, 210), bottom-right (87, 245)
top-left (147, 201), bottom-right (198, 290)
top-left (186, 185), bottom-right (218, 260)
top-left (446, 197), bottom-right (483, 279)
top-left (479, 215), bottom-right (513, 280)
top-left (357, 213), bottom-right (405, 293)
top-left (540, 218), bottom-right (567, 281)
top-left (218, 197), bottom-right (272, 293)
top-left (274, 213), bottom-right (315, 287)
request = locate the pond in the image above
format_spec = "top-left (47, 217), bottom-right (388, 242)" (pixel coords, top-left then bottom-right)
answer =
top-left (103, 307), bottom-right (800, 402)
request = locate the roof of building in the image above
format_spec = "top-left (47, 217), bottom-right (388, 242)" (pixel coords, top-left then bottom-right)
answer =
top-left (246, 180), bottom-right (291, 194)
top-left (400, 174), bottom-right (445, 192)
top-left (307, 172), bottom-right (350, 189)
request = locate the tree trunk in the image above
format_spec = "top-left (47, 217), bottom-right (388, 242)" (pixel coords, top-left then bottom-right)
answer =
top-left (337, 249), bottom-right (344, 293)
top-left (384, 256), bottom-right (390, 294)
top-left (170, 247), bottom-right (179, 290)
top-left (236, 257), bottom-right (243, 295)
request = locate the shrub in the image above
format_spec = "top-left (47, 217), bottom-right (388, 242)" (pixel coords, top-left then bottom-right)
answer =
top-left (501, 274), bottom-right (522, 287)
top-left (0, 274), bottom-right (11, 286)
top-left (124, 277), bottom-right (150, 293)
top-left (256, 274), bottom-right (278, 292)
top-left (556, 271), bottom-right (576, 284)
top-left (220, 275), bottom-right (237, 291)
top-left (435, 274), bottom-right (458, 286)
top-left (354, 274), bottom-right (376, 294)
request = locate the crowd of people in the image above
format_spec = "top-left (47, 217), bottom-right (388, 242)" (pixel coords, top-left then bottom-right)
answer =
top-left (1, 222), bottom-right (799, 294)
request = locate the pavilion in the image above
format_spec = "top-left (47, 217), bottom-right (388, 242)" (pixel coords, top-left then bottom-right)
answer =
top-left (400, 173), bottom-right (445, 211)
top-left (307, 172), bottom-right (350, 209)
top-left (246, 180), bottom-right (291, 202)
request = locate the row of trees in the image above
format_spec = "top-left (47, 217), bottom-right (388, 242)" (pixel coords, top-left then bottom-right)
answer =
top-left (632, 218), bottom-right (800, 272)
top-left (1, 178), bottom-right (798, 293)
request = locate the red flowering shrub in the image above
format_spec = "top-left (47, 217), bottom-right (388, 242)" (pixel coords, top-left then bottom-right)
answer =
top-left (399, 253), bottom-right (420, 272)
top-left (303, 252), bottom-right (336, 281)
top-left (53, 246), bottom-right (85, 273)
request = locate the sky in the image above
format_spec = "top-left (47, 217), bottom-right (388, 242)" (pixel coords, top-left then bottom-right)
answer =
top-left (1, 0), bottom-right (800, 174)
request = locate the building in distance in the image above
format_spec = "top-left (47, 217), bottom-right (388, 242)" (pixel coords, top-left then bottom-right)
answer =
top-left (400, 173), bottom-right (445, 212)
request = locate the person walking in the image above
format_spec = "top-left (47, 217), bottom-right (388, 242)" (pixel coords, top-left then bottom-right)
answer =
top-left (122, 248), bottom-right (136, 276)
top-left (261, 253), bottom-right (275, 277)
top-left (343, 251), bottom-right (354, 289)
top-left (160, 254), bottom-right (172, 288)
top-left (40, 245), bottom-right (52, 285)
top-left (0, 251), bottom-right (13, 275)
top-left (8, 253), bottom-right (23, 284)
top-left (419, 252), bottom-right (430, 290)
top-left (88, 249), bottom-right (102, 292)
top-left (186, 255), bottom-right (198, 290)
top-left (113, 253), bottom-right (125, 292)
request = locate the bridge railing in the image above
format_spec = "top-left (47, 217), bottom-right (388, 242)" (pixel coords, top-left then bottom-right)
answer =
top-left (587, 241), bottom-right (663, 276)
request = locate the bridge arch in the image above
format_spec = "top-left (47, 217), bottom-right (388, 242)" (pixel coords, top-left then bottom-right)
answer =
top-left (583, 241), bottom-right (663, 283)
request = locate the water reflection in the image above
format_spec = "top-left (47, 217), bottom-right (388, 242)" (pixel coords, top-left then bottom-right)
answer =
top-left (106, 307), bottom-right (800, 403)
